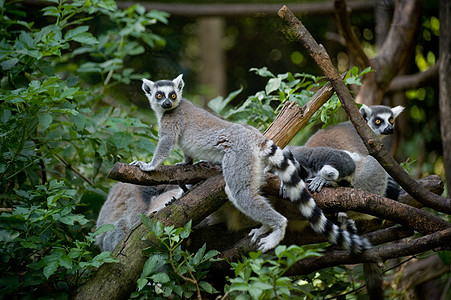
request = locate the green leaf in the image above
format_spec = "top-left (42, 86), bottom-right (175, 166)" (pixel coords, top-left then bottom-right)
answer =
top-left (38, 113), bottom-right (53, 130)
top-left (71, 32), bottom-right (98, 45)
top-left (266, 77), bottom-right (282, 94)
top-left (1, 58), bottom-right (19, 70)
top-left (251, 67), bottom-right (275, 78)
top-left (150, 272), bottom-right (170, 284)
top-left (137, 278), bottom-right (148, 291)
top-left (208, 86), bottom-right (243, 114)
top-left (43, 260), bottom-right (59, 279)
top-left (93, 224), bottom-right (116, 237)
top-left (141, 254), bottom-right (166, 277)
top-left (64, 26), bottom-right (89, 41)
top-left (199, 281), bottom-right (218, 293)
top-left (111, 132), bottom-right (133, 149)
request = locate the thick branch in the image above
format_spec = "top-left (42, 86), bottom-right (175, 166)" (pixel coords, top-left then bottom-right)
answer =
top-left (333, 0), bottom-right (371, 68)
top-left (108, 161), bottom-right (221, 185)
top-left (387, 63), bottom-right (439, 93)
top-left (278, 5), bottom-right (451, 214)
top-left (109, 162), bottom-right (449, 237)
top-left (285, 227), bottom-right (451, 276)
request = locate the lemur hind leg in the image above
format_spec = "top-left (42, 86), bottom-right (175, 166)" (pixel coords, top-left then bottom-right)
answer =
top-left (222, 150), bottom-right (288, 252)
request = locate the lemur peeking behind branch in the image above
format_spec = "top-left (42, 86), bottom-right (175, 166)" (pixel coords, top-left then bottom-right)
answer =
top-left (303, 104), bottom-right (405, 200)
top-left (130, 74), bottom-right (371, 253)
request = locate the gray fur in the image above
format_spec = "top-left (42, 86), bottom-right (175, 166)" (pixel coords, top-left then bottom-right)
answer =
top-left (286, 146), bottom-right (357, 192)
top-left (95, 183), bottom-right (183, 252)
top-left (131, 74), bottom-right (371, 253)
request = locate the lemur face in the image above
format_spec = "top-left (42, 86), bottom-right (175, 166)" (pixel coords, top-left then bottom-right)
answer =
top-left (360, 104), bottom-right (404, 136)
top-left (142, 74), bottom-right (184, 112)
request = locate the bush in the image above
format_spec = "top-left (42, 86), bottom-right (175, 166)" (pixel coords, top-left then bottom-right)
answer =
top-left (0, 0), bottom-right (168, 297)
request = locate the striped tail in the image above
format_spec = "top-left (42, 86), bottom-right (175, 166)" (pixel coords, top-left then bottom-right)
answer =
top-left (264, 142), bottom-right (371, 253)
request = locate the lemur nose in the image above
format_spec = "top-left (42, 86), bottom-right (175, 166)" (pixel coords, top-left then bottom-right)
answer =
top-left (161, 100), bottom-right (172, 109)
top-left (383, 126), bottom-right (394, 134)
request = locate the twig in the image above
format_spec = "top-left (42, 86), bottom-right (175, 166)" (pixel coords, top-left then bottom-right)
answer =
top-left (55, 153), bottom-right (94, 186)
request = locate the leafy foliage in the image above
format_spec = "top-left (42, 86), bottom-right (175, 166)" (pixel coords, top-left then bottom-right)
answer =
top-left (209, 66), bottom-right (371, 131)
top-left (0, 0), bottom-right (168, 297)
top-left (134, 218), bottom-right (221, 299)
top-left (227, 245), bottom-right (321, 299)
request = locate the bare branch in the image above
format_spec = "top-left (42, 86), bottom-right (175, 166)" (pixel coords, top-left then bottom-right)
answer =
top-left (388, 63), bottom-right (439, 93)
top-left (285, 227), bottom-right (451, 276)
top-left (108, 161), bottom-right (221, 185)
top-left (278, 5), bottom-right (451, 214)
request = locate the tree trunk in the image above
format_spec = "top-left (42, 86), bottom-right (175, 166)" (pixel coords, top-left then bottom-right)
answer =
top-left (439, 0), bottom-right (451, 197)
top-left (198, 17), bottom-right (226, 106)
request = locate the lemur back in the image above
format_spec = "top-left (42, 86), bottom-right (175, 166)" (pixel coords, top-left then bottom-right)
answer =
top-left (131, 75), bottom-right (371, 253)
top-left (95, 183), bottom-right (183, 252)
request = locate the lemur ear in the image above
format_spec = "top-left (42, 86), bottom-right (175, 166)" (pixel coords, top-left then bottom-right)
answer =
top-left (142, 78), bottom-right (154, 95)
top-left (173, 74), bottom-right (184, 92)
top-left (391, 105), bottom-right (405, 118)
top-left (359, 104), bottom-right (371, 122)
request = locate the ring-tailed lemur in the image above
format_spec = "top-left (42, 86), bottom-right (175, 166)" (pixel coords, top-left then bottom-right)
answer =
top-left (301, 104), bottom-right (404, 300)
top-left (305, 104), bottom-right (404, 200)
top-left (130, 74), bottom-right (371, 253)
top-left (95, 183), bottom-right (183, 252)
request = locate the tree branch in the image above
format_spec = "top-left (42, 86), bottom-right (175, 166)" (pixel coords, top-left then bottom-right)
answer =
top-left (278, 5), bottom-right (451, 214)
top-left (387, 63), bottom-right (439, 93)
top-left (285, 227), bottom-right (451, 276)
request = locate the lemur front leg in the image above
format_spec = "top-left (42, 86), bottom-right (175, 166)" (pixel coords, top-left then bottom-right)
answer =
top-left (130, 134), bottom-right (176, 172)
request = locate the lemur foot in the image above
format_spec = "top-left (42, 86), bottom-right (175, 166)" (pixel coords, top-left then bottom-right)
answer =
top-left (257, 229), bottom-right (284, 253)
top-left (130, 160), bottom-right (156, 172)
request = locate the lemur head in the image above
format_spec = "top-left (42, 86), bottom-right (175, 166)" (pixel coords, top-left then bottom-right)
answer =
top-left (359, 104), bottom-right (404, 136)
top-left (141, 74), bottom-right (184, 114)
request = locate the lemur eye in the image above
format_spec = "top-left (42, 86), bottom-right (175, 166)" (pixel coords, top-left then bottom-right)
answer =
top-left (375, 119), bottom-right (382, 125)
top-left (170, 93), bottom-right (176, 99)
top-left (389, 118), bottom-right (394, 124)
top-left (156, 92), bottom-right (163, 99)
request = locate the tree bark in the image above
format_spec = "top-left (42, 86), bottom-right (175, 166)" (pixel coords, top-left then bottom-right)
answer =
top-left (198, 17), bottom-right (226, 105)
top-left (278, 5), bottom-right (451, 214)
top-left (439, 0), bottom-right (451, 197)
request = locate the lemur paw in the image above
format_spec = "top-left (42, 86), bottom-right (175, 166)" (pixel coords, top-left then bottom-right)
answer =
top-left (249, 226), bottom-right (270, 243)
top-left (308, 177), bottom-right (328, 192)
top-left (130, 160), bottom-right (156, 172)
